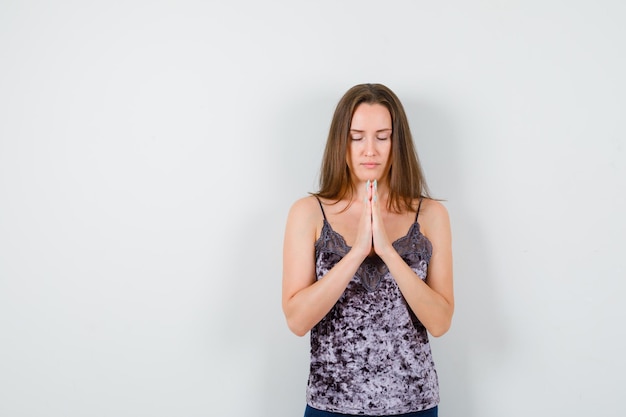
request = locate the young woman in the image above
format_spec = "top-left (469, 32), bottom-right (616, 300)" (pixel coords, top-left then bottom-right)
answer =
top-left (282, 83), bottom-right (454, 416)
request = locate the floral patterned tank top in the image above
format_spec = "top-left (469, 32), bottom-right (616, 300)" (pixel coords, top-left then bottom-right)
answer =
top-left (306, 198), bottom-right (439, 415)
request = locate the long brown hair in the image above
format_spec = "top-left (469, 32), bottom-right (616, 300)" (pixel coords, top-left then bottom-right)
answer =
top-left (314, 83), bottom-right (430, 213)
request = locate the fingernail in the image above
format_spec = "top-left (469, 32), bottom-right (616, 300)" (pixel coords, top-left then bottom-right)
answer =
top-left (366, 180), bottom-right (370, 189)
top-left (373, 195), bottom-right (378, 202)
top-left (374, 179), bottom-right (377, 190)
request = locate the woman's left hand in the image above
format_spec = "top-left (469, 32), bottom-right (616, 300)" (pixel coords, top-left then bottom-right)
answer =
top-left (367, 179), bottom-right (454, 336)
top-left (369, 180), bottom-right (394, 258)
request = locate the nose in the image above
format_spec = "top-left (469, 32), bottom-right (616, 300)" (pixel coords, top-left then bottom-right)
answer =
top-left (365, 138), bottom-right (375, 157)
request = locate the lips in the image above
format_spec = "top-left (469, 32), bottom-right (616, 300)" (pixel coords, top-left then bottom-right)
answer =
top-left (361, 162), bottom-right (379, 168)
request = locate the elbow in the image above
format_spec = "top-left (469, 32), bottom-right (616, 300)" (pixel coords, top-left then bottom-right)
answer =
top-left (286, 319), bottom-right (309, 337)
top-left (291, 327), bottom-right (309, 338)
top-left (429, 302), bottom-right (454, 338)
top-left (284, 313), bottom-right (310, 337)
top-left (428, 316), bottom-right (453, 338)
top-left (283, 299), bottom-right (312, 337)
top-left (429, 325), bottom-right (450, 338)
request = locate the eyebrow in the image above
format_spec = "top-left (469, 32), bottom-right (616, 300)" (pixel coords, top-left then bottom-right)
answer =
top-left (349, 128), bottom-right (392, 133)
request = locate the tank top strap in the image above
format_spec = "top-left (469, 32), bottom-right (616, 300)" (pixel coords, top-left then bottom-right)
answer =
top-left (415, 198), bottom-right (423, 222)
top-left (314, 196), bottom-right (327, 220)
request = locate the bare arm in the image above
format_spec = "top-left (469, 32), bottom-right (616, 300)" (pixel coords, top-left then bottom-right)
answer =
top-left (373, 199), bottom-right (454, 337)
top-left (281, 197), bottom-right (371, 336)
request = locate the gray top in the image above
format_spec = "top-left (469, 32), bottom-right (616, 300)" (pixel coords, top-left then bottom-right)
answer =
top-left (307, 198), bottom-right (439, 415)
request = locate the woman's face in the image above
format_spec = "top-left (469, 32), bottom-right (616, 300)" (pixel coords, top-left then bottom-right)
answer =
top-left (346, 103), bottom-right (392, 184)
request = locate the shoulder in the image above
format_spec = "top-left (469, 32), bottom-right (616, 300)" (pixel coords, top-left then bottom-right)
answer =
top-left (288, 195), bottom-right (322, 217)
top-left (284, 195), bottom-right (325, 243)
top-left (418, 199), bottom-right (451, 238)
top-left (419, 198), bottom-right (449, 219)
top-left (286, 195), bottom-right (324, 228)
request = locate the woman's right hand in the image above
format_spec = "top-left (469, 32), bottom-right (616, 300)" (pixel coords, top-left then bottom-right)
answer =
top-left (351, 180), bottom-right (374, 259)
top-left (283, 196), bottom-right (367, 336)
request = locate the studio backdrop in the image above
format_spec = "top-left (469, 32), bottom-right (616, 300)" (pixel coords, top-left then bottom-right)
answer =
top-left (1, 1), bottom-right (624, 416)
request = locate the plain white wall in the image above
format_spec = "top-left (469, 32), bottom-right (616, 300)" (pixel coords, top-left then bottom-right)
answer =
top-left (1, 1), bottom-right (625, 416)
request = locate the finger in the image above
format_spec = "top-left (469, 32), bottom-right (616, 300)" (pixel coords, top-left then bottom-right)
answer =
top-left (373, 179), bottom-right (378, 203)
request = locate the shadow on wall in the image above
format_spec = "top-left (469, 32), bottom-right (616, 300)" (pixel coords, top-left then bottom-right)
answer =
top-left (201, 89), bottom-right (333, 416)
top-left (256, 90), bottom-right (336, 417)
top-left (407, 98), bottom-right (509, 417)
top-left (203, 180), bottom-right (304, 417)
